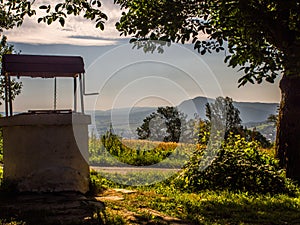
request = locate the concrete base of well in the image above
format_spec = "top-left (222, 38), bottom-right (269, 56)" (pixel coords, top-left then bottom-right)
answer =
top-left (0, 112), bottom-right (91, 193)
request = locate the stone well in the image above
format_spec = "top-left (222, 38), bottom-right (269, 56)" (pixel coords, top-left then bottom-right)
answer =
top-left (0, 112), bottom-right (91, 193)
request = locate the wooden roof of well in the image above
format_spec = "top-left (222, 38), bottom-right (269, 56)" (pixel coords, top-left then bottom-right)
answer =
top-left (2, 54), bottom-right (85, 78)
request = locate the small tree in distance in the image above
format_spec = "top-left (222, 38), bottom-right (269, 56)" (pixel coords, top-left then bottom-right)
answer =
top-left (137, 106), bottom-right (187, 143)
top-left (205, 96), bottom-right (242, 139)
top-left (267, 114), bottom-right (278, 126)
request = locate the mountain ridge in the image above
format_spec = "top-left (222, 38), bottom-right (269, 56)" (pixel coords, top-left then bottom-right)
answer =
top-left (92, 96), bottom-right (278, 139)
top-left (178, 96), bottom-right (278, 123)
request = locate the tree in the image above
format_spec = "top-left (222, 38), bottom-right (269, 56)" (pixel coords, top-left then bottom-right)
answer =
top-left (0, 35), bottom-right (22, 106)
top-left (195, 96), bottom-right (271, 148)
top-left (205, 96), bottom-right (242, 138)
top-left (267, 114), bottom-right (279, 126)
top-left (114, 0), bottom-right (300, 183)
top-left (193, 116), bottom-right (210, 145)
top-left (137, 106), bottom-right (187, 143)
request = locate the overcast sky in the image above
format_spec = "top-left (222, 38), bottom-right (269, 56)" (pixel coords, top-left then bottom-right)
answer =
top-left (1, 0), bottom-right (281, 112)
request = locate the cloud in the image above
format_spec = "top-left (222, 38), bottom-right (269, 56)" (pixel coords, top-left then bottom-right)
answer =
top-left (2, 0), bottom-right (208, 46)
top-left (3, 0), bottom-right (126, 46)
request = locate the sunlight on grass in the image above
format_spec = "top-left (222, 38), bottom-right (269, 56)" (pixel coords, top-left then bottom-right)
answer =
top-left (90, 171), bottom-right (300, 225)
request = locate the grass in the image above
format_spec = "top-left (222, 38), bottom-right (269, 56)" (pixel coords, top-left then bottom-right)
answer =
top-left (0, 165), bottom-right (300, 224)
top-left (1, 135), bottom-right (300, 225)
top-left (89, 135), bottom-right (196, 168)
top-left (90, 171), bottom-right (300, 225)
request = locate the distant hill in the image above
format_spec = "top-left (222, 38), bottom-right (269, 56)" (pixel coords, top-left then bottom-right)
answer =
top-left (91, 96), bottom-right (279, 139)
top-left (178, 96), bottom-right (278, 123)
top-left (93, 107), bottom-right (156, 139)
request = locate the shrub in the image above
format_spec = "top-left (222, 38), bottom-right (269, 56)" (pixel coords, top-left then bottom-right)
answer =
top-left (174, 134), bottom-right (297, 195)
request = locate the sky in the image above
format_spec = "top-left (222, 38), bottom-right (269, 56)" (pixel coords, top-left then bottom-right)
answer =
top-left (1, 0), bottom-right (282, 112)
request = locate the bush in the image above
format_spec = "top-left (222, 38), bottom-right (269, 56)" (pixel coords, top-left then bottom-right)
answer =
top-left (174, 134), bottom-right (297, 195)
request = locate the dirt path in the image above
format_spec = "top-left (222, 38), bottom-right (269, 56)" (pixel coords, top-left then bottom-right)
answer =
top-left (90, 166), bottom-right (180, 174)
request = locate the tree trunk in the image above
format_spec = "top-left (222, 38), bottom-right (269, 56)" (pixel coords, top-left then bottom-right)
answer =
top-left (276, 59), bottom-right (300, 183)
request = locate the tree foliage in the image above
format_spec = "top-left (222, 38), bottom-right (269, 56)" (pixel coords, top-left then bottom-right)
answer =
top-left (267, 114), bottom-right (278, 126)
top-left (205, 96), bottom-right (242, 136)
top-left (197, 96), bottom-right (271, 148)
top-left (137, 106), bottom-right (187, 143)
top-left (0, 35), bottom-right (22, 105)
top-left (114, 0), bottom-right (299, 86)
top-left (37, 0), bottom-right (107, 29)
top-left (0, 0), bottom-right (107, 31)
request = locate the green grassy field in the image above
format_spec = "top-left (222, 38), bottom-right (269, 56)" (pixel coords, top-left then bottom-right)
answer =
top-left (89, 136), bottom-right (197, 168)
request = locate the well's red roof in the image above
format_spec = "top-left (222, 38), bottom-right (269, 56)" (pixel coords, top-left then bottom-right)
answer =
top-left (2, 54), bottom-right (84, 78)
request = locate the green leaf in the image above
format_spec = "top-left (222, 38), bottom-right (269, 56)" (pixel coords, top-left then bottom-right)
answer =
top-left (46, 6), bottom-right (51, 13)
top-left (55, 3), bottom-right (63, 12)
top-left (224, 55), bottom-right (231, 63)
top-left (47, 18), bottom-right (53, 25)
top-left (96, 21), bottom-right (104, 30)
top-left (39, 5), bottom-right (48, 9)
top-left (59, 17), bottom-right (65, 27)
top-left (129, 38), bottom-right (137, 43)
top-left (266, 76), bottom-right (275, 83)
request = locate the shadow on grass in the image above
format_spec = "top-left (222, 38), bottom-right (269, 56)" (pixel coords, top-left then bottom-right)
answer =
top-left (0, 191), bottom-right (106, 225)
top-left (175, 192), bottom-right (300, 225)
